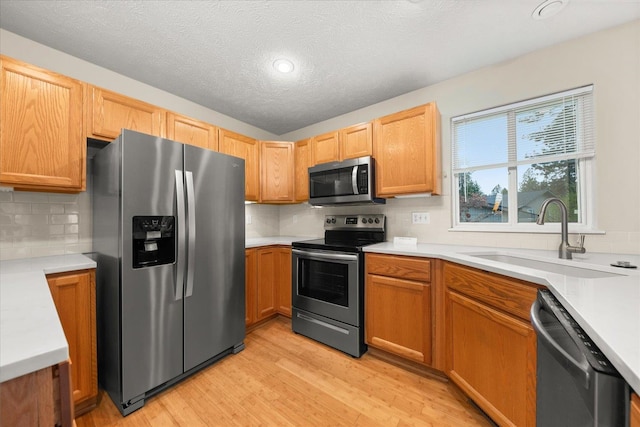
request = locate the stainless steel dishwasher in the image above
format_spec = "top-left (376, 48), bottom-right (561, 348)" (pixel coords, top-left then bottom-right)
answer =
top-left (531, 289), bottom-right (629, 426)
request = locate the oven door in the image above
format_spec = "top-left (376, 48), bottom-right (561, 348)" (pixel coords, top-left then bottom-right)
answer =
top-left (291, 248), bottom-right (360, 326)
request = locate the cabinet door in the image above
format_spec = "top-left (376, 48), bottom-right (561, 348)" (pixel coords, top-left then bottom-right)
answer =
top-left (46, 270), bottom-right (97, 414)
top-left (260, 141), bottom-right (294, 203)
top-left (276, 247), bottom-right (292, 317)
top-left (256, 248), bottom-right (277, 320)
top-left (366, 274), bottom-right (431, 364)
top-left (166, 112), bottom-right (218, 150)
top-left (294, 138), bottom-right (311, 202)
top-left (245, 249), bottom-right (257, 326)
top-left (86, 85), bottom-right (165, 141)
top-left (219, 129), bottom-right (259, 201)
top-left (631, 393), bottom-right (640, 427)
top-left (446, 290), bottom-right (536, 427)
top-left (311, 131), bottom-right (340, 165)
top-left (340, 122), bottom-right (372, 160)
top-left (373, 103), bottom-right (441, 197)
top-left (1, 56), bottom-right (85, 191)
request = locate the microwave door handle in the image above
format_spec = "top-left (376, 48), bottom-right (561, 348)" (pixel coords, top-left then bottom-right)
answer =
top-left (352, 166), bottom-right (359, 194)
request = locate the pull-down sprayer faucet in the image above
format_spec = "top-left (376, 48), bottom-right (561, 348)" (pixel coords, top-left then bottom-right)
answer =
top-left (536, 198), bottom-right (586, 260)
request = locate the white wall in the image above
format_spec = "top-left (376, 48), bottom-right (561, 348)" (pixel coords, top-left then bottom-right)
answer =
top-left (280, 20), bottom-right (640, 255)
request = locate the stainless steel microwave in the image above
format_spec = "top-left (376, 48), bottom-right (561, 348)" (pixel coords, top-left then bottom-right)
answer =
top-left (308, 156), bottom-right (385, 206)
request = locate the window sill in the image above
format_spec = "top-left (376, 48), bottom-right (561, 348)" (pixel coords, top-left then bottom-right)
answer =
top-left (449, 224), bottom-right (606, 234)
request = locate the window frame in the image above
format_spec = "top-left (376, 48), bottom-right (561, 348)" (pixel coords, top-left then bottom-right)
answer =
top-left (449, 86), bottom-right (601, 234)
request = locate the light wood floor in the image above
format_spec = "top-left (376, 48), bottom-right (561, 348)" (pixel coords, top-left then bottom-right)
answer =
top-left (76, 317), bottom-right (491, 426)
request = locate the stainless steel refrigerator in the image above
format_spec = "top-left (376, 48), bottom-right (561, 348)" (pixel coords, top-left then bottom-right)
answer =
top-left (92, 129), bottom-right (245, 416)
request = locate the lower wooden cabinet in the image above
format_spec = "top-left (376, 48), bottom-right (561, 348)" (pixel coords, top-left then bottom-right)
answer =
top-left (246, 246), bottom-right (292, 327)
top-left (444, 262), bottom-right (540, 427)
top-left (46, 269), bottom-right (97, 416)
top-left (632, 393), bottom-right (640, 427)
top-left (275, 248), bottom-right (292, 317)
top-left (245, 249), bottom-right (257, 326)
top-left (0, 361), bottom-right (73, 427)
top-left (365, 254), bottom-right (432, 365)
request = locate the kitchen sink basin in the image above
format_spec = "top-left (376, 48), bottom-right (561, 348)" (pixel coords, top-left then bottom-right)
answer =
top-left (469, 253), bottom-right (624, 279)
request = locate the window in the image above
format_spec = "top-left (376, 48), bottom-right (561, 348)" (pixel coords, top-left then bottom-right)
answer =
top-left (451, 86), bottom-right (595, 231)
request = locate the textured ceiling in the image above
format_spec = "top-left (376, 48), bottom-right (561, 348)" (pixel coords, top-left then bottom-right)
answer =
top-left (1, 1), bottom-right (639, 135)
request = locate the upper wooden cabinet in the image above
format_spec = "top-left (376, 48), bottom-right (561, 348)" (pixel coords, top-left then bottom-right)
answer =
top-left (86, 85), bottom-right (165, 141)
top-left (46, 269), bottom-right (97, 416)
top-left (294, 138), bottom-right (311, 202)
top-left (0, 55), bottom-right (85, 191)
top-left (373, 103), bottom-right (441, 197)
top-left (311, 131), bottom-right (340, 165)
top-left (218, 128), bottom-right (260, 201)
top-left (260, 141), bottom-right (294, 203)
top-left (340, 122), bottom-right (372, 160)
top-left (166, 112), bottom-right (218, 150)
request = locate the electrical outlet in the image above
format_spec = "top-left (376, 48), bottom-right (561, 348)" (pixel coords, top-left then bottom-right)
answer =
top-left (412, 212), bottom-right (430, 224)
top-left (245, 214), bottom-right (252, 225)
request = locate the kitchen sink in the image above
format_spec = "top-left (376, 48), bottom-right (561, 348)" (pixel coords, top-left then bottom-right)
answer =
top-left (468, 253), bottom-right (624, 279)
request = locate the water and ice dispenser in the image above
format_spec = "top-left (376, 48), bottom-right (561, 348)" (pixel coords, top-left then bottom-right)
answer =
top-left (132, 216), bottom-right (175, 268)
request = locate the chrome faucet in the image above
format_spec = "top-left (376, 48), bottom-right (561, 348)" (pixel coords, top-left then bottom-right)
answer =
top-left (536, 197), bottom-right (586, 260)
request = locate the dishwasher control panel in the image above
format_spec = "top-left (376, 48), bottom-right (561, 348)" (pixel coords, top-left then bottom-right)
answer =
top-left (538, 289), bottom-right (619, 375)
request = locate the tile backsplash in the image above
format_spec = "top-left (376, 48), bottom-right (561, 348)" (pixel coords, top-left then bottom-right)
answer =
top-left (0, 189), bottom-right (92, 260)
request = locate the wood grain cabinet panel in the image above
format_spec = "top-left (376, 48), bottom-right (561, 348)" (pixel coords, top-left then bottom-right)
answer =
top-left (0, 55), bottom-right (85, 191)
top-left (256, 247), bottom-right (277, 321)
top-left (275, 247), bottom-right (292, 317)
top-left (247, 246), bottom-right (291, 326)
top-left (365, 254), bottom-right (432, 365)
top-left (631, 393), bottom-right (640, 427)
top-left (311, 131), bottom-right (340, 165)
top-left (294, 138), bottom-right (311, 202)
top-left (340, 122), bottom-right (372, 160)
top-left (373, 103), bottom-right (441, 197)
top-left (166, 112), bottom-right (218, 150)
top-left (245, 249), bottom-right (257, 326)
top-left (444, 262), bottom-right (538, 427)
top-left (260, 141), bottom-right (294, 203)
top-left (86, 85), bottom-right (165, 141)
top-left (218, 128), bottom-right (259, 201)
top-left (46, 269), bottom-right (97, 416)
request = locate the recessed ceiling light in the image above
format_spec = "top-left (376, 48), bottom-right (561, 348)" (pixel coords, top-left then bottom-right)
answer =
top-left (273, 59), bottom-right (294, 73)
top-left (532, 0), bottom-right (569, 20)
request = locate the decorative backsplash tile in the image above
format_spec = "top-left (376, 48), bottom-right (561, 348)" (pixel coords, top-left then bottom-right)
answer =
top-left (0, 189), bottom-right (92, 260)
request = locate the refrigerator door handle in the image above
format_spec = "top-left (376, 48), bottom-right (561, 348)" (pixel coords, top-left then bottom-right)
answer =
top-left (185, 170), bottom-right (196, 298)
top-left (174, 170), bottom-right (186, 301)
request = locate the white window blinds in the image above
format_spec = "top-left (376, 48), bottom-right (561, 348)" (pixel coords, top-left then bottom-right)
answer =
top-left (452, 85), bottom-right (594, 173)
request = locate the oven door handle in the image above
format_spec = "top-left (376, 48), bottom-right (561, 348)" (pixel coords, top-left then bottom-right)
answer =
top-left (352, 165), bottom-right (359, 195)
top-left (292, 248), bottom-right (359, 262)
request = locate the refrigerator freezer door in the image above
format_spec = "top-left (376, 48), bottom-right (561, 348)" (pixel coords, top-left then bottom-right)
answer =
top-left (183, 146), bottom-right (246, 371)
top-left (120, 131), bottom-right (185, 402)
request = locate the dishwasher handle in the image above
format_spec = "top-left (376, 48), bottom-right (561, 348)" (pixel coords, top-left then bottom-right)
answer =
top-left (531, 299), bottom-right (591, 389)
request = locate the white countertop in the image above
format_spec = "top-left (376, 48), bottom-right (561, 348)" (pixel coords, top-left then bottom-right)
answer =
top-left (365, 242), bottom-right (640, 395)
top-left (245, 236), bottom-right (314, 248)
top-left (0, 254), bottom-right (97, 382)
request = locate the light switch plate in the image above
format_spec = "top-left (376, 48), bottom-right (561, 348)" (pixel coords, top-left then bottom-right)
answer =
top-left (412, 212), bottom-right (430, 224)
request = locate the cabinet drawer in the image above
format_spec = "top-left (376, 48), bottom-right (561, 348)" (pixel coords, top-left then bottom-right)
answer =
top-left (366, 253), bottom-right (430, 282)
top-left (443, 262), bottom-right (540, 321)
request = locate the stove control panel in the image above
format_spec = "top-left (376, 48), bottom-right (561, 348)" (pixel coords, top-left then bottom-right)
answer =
top-left (324, 214), bottom-right (385, 231)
